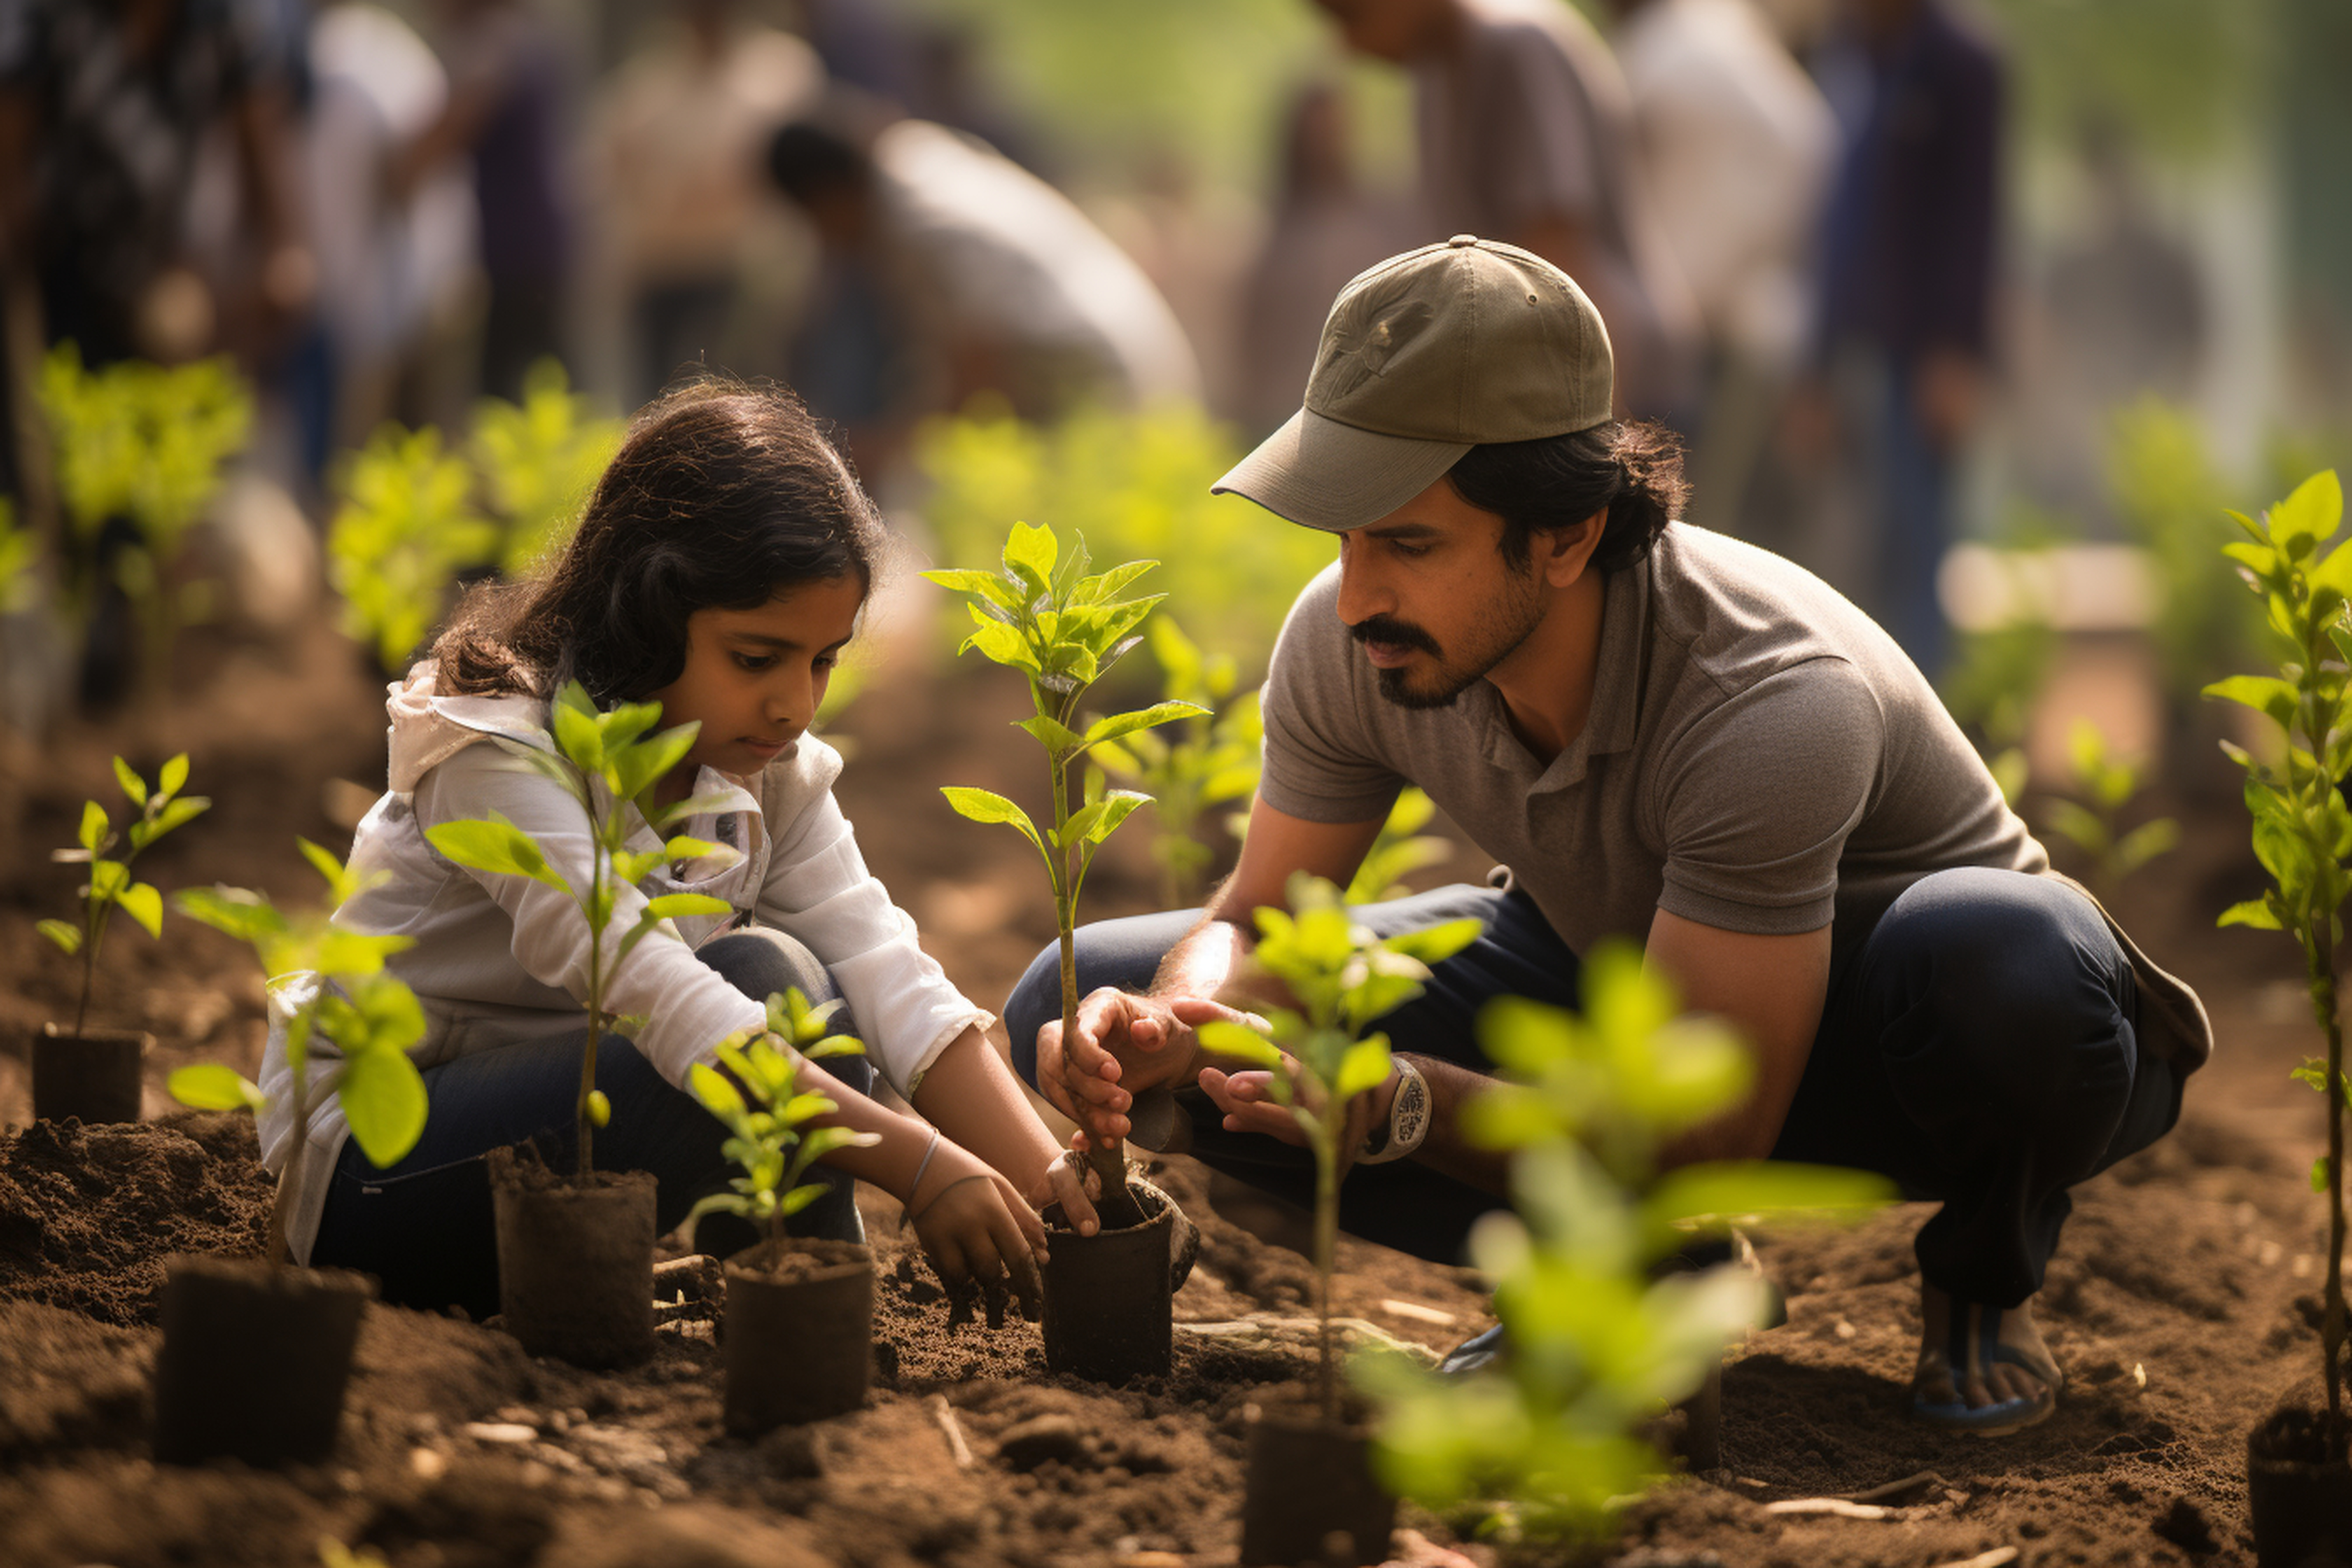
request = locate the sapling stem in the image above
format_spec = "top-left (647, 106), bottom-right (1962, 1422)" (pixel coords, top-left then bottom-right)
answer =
top-left (1052, 721), bottom-right (1138, 1225)
top-left (72, 920), bottom-right (97, 1041)
top-left (1312, 1124), bottom-right (1340, 1424)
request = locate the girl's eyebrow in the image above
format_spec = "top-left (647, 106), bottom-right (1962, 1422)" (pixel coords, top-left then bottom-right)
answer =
top-left (727, 631), bottom-right (855, 653)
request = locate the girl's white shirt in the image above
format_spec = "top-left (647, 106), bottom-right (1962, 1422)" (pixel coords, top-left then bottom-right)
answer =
top-left (258, 666), bottom-right (990, 1263)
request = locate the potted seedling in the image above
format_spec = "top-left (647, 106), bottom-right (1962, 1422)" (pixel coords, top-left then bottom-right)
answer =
top-left (424, 680), bottom-right (738, 1367)
top-left (33, 754), bottom-right (208, 1124)
top-left (924, 519), bottom-right (1204, 1378)
top-left (687, 987), bottom-right (880, 1435)
top-left (1359, 944), bottom-right (1887, 1552)
top-left (2204, 468), bottom-right (2352, 1565)
top-left (1190, 874), bottom-right (1479, 1566)
top-left (159, 841), bottom-right (428, 1466)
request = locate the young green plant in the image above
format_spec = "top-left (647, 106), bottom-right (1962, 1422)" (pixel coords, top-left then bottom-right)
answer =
top-left (169, 842), bottom-right (429, 1265)
top-left (2204, 468), bottom-right (2351, 1440)
top-left (326, 425), bottom-right (498, 675)
top-left (1194, 874), bottom-right (1482, 1421)
top-left (686, 987), bottom-right (879, 1247)
top-left (38, 754), bottom-right (209, 1039)
top-left (2040, 718), bottom-right (2179, 898)
top-left (421, 681), bottom-right (740, 1178)
top-left (1085, 616), bottom-right (1262, 907)
top-left (1360, 944), bottom-right (1889, 1546)
top-left (924, 520), bottom-right (1206, 1224)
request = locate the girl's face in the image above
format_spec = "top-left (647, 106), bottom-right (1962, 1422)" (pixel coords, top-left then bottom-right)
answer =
top-left (645, 574), bottom-right (867, 804)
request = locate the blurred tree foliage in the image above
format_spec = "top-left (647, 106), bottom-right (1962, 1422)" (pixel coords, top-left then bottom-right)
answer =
top-left (1980, 0), bottom-right (2267, 161)
top-left (896, 0), bottom-right (1411, 193)
top-left (914, 400), bottom-right (1334, 678)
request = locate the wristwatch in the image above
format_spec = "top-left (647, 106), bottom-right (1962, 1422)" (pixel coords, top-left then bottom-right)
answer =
top-left (1359, 1057), bottom-right (1430, 1165)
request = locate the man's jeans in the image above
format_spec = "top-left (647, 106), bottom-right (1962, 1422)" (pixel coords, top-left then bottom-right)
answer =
top-left (312, 928), bottom-right (870, 1320)
top-left (1006, 868), bottom-right (2182, 1308)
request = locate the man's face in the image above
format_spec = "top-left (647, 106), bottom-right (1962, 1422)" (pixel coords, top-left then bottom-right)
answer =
top-left (1334, 476), bottom-right (1547, 709)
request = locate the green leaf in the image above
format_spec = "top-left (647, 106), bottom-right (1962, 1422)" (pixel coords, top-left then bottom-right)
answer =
top-left (1003, 519), bottom-right (1058, 598)
top-left (78, 801), bottom-right (107, 854)
top-left (1643, 1161), bottom-right (1893, 1230)
top-left (1384, 918), bottom-right (1484, 967)
top-left (425, 819), bottom-right (573, 892)
top-left (588, 1089), bottom-right (612, 1128)
top-left (939, 786), bottom-right (1044, 853)
top-left (340, 1046), bottom-right (429, 1168)
top-left (1334, 1037), bottom-right (1393, 1101)
top-left (2272, 469), bottom-right (2344, 554)
top-left (2202, 674), bottom-right (2299, 730)
top-left (619, 721), bottom-right (700, 805)
top-left (37, 918), bottom-right (80, 955)
top-left (168, 1062), bottom-right (267, 1112)
top-left (550, 690), bottom-right (603, 772)
top-left (1017, 713), bottom-right (1084, 753)
top-left (1080, 701), bottom-right (1211, 750)
top-left (690, 1060), bottom-right (747, 1118)
top-left (2218, 897), bottom-right (2283, 930)
top-left (1197, 1019), bottom-right (1284, 1069)
top-left (643, 892), bottom-right (733, 922)
top-left (112, 757), bottom-right (146, 805)
top-left (2314, 1155), bottom-right (2331, 1194)
top-left (159, 753), bottom-right (189, 798)
top-left (117, 882), bottom-right (163, 938)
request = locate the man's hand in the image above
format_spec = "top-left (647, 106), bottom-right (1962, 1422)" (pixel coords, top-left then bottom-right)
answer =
top-left (1198, 1055), bottom-right (1391, 1163)
top-left (1036, 987), bottom-right (1261, 1143)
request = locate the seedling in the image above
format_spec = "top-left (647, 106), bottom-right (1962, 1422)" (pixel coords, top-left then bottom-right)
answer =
top-left (924, 519), bottom-right (1205, 1222)
top-left (1086, 617), bottom-right (1262, 906)
top-left (327, 425), bottom-right (497, 674)
top-left (168, 842), bottom-right (429, 1265)
top-left (421, 681), bottom-right (740, 1178)
top-left (1345, 789), bottom-right (1454, 906)
top-left (470, 359), bottom-right (623, 576)
top-left (37, 754), bottom-right (209, 1039)
top-left (39, 345), bottom-right (251, 693)
top-left (2204, 468), bottom-right (2351, 1439)
top-left (1195, 874), bottom-right (1481, 1420)
top-left (686, 988), bottom-right (879, 1247)
top-left (2040, 718), bottom-right (2179, 897)
top-left (1361, 944), bottom-right (1889, 1545)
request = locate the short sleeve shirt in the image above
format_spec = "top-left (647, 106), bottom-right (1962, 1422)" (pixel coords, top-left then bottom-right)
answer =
top-left (1262, 523), bottom-right (2032, 951)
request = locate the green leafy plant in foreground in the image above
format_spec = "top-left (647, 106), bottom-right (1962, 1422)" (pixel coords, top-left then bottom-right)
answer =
top-left (1196, 874), bottom-right (1480, 1420)
top-left (169, 843), bottom-right (428, 1266)
top-left (1345, 788), bottom-right (1455, 905)
top-left (2040, 718), bottom-right (2179, 898)
top-left (1360, 945), bottom-right (1891, 1547)
top-left (37, 754), bottom-right (209, 1039)
top-left (327, 425), bottom-right (498, 675)
top-left (2203, 468), bottom-right (2351, 1441)
top-left (423, 682), bottom-right (741, 1179)
top-left (687, 988), bottom-right (880, 1247)
top-left (924, 520), bottom-right (1205, 1220)
top-left (1086, 617), bottom-right (1262, 907)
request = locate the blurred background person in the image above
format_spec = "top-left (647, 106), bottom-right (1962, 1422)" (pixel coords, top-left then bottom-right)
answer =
top-left (1793, 0), bottom-right (2005, 683)
top-left (765, 109), bottom-right (1201, 485)
top-left (304, 1), bottom-right (479, 456)
top-left (1233, 79), bottom-right (1423, 437)
top-left (588, 0), bottom-right (821, 404)
top-left (1309, 0), bottom-right (1702, 424)
top-left (390, 0), bottom-right (581, 404)
top-left (1610, 0), bottom-right (1835, 545)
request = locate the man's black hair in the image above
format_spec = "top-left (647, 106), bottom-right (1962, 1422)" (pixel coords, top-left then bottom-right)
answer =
top-left (1445, 419), bottom-right (1689, 575)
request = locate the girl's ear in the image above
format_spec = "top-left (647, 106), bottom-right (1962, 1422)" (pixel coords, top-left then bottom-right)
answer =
top-left (1542, 506), bottom-right (1608, 588)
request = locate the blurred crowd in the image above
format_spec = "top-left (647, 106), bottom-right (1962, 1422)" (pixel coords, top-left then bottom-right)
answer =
top-left (0, 0), bottom-right (2218, 679)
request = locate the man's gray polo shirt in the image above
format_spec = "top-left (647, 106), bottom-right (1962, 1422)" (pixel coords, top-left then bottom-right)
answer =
top-left (1258, 523), bottom-right (2210, 1071)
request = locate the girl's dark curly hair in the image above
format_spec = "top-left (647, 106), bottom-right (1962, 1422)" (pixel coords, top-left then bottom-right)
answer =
top-left (1444, 418), bottom-right (1689, 576)
top-left (435, 379), bottom-right (889, 705)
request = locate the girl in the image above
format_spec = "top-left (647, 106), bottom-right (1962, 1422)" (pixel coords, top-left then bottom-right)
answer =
top-left (261, 379), bottom-right (1095, 1320)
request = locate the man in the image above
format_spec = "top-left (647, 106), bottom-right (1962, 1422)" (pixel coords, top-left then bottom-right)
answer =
top-left (1007, 237), bottom-right (2208, 1435)
top-left (1309, 0), bottom-right (1700, 423)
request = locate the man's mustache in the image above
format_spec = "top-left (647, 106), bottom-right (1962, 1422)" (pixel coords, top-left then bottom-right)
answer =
top-left (1347, 615), bottom-right (1441, 656)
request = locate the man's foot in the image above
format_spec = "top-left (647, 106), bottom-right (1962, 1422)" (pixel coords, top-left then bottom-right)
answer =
top-left (1912, 1283), bottom-right (2065, 1435)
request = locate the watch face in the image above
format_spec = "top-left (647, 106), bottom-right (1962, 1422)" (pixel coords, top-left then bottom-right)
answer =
top-left (1394, 1072), bottom-right (1430, 1149)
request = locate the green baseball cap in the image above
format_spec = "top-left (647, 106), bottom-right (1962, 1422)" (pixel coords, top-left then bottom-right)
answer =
top-left (1212, 235), bottom-right (1614, 531)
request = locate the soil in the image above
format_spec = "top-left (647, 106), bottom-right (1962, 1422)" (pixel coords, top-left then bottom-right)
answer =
top-left (0, 606), bottom-right (2345, 1567)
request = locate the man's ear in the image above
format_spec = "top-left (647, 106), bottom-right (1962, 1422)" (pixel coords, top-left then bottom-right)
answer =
top-left (1541, 507), bottom-right (1609, 588)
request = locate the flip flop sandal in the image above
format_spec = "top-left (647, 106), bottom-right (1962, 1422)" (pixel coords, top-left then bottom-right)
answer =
top-left (1911, 1301), bottom-right (2066, 1436)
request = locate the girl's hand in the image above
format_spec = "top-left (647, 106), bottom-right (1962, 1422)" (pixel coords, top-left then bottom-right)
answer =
top-left (1042, 1130), bottom-right (1106, 1237)
top-left (907, 1138), bottom-right (1049, 1319)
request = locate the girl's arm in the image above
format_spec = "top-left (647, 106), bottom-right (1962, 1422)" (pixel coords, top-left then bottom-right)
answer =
top-left (910, 1025), bottom-right (1100, 1233)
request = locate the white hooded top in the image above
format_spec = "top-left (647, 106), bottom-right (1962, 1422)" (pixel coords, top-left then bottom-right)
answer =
top-left (258, 666), bottom-right (989, 1262)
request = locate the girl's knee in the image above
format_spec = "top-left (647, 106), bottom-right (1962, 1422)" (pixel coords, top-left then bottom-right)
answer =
top-left (699, 927), bottom-right (840, 1008)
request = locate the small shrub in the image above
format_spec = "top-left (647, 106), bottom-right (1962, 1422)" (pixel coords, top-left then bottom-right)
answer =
top-left (2040, 719), bottom-right (2178, 896)
top-left (37, 755), bottom-right (209, 1038)
top-left (326, 426), bottom-right (497, 675)
top-left (687, 988), bottom-right (879, 1247)
top-left (471, 359), bottom-right (624, 577)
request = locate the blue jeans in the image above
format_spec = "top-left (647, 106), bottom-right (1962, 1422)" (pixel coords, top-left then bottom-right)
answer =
top-left (1004, 871), bottom-right (2182, 1307)
top-left (312, 928), bottom-right (871, 1318)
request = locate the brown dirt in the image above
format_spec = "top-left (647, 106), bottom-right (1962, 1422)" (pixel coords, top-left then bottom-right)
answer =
top-left (0, 608), bottom-right (2341, 1567)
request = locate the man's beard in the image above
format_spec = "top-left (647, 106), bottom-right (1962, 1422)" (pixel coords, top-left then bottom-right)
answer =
top-left (1350, 578), bottom-right (1545, 710)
